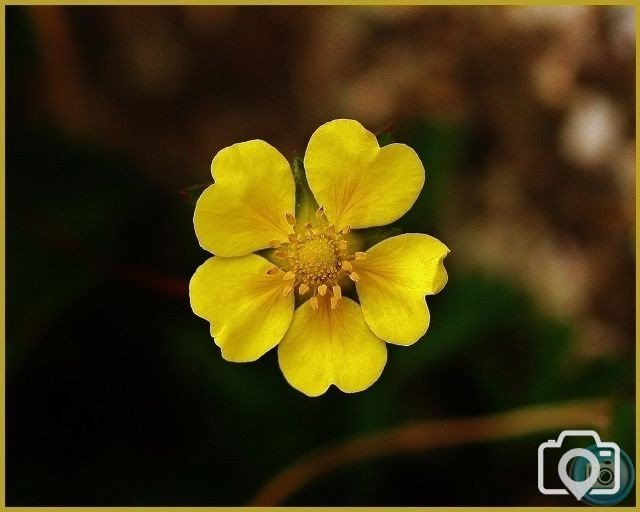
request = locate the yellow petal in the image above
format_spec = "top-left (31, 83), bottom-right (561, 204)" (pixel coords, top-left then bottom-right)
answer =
top-left (355, 234), bottom-right (449, 346)
top-left (194, 140), bottom-right (295, 257)
top-left (304, 119), bottom-right (424, 229)
top-left (278, 297), bottom-right (387, 397)
top-left (189, 255), bottom-right (294, 362)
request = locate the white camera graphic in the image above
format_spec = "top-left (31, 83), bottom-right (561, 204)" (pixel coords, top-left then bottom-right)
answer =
top-left (538, 430), bottom-right (620, 500)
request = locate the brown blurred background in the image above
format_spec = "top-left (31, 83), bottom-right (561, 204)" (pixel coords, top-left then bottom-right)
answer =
top-left (6, 5), bottom-right (635, 506)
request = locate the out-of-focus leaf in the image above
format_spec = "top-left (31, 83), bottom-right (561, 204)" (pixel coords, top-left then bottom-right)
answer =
top-left (610, 401), bottom-right (635, 454)
top-left (387, 272), bottom-right (533, 379)
top-left (396, 120), bottom-right (466, 232)
top-left (7, 128), bottom-right (142, 370)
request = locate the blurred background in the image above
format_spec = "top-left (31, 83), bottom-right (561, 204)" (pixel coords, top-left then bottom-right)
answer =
top-left (6, 5), bottom-right (635, 506)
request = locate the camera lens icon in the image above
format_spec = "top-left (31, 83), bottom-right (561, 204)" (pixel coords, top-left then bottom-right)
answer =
top-left (538, 430), bottom-right (635, 505)
top-left (597, 466), bottom-right (614, 485)
top-left (587, 458), bottom-right (614, 487)
top-left (571, 443), bottom-right (635, 506)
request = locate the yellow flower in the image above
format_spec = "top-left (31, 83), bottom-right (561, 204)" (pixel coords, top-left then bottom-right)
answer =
top-left (190, 119), bottom-right (449, 396)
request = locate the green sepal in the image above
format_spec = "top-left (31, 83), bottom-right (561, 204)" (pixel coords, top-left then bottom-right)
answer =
top-left (376, 123), bottom-right (395, 147)
top-left (179, 182), bottom-right (210, 206)
top-left (356, 225), bottom-right (403, 251)
top-left (291, 156), bottom-right (319, 226)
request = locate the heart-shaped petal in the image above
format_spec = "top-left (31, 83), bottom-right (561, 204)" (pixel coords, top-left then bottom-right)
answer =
top-left (354, 234), bottom-right (449, 346)
top-left (278, 296), bottom-right (387, 396)
top-left (194, 140), bottom-right (295, 257)
top-left (190, 255), bottom-right (294, 361)
top-left (304, 119), bottom-right (425, 230)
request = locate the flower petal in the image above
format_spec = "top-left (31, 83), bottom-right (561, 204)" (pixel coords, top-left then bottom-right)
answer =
top-left (194, 140), bottom-right (295, 257)
top-left (278, 297), bottom-right (387, 397)
top-left (189, 255), bottom-right (294, 362)
top-left (354, 233), bottom-right (449, 346)
top-left (304, 119), bottom-right (425, 229)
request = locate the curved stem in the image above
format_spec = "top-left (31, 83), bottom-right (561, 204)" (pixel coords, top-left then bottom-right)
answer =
top-left (249, 398), bottom-right (612, 506)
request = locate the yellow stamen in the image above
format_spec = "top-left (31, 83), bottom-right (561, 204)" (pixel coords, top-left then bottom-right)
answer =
top-left (354, 251), bottom-right (367, 260)
top-left (305, 223), bottom-right (314, 236)
top-left (349, 271), bottom-right (360, 282)
top-left (267, 213), bottom-right (360, 311)
top-left (266, 267), bottom-right (280, 275)
top-left (282, 284), bottom-right (294, 297)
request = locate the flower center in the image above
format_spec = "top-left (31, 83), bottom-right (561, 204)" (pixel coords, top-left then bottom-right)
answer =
top-left (295, 237), bottom-right (339, 285)
top-left (267, 208), bottom-right (366, 310)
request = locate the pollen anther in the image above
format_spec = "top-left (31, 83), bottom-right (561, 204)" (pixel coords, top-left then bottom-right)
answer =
top-left (285, 213), bottom-right (296, 226)
top-left (283, 284), bottom-right (294, 297)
